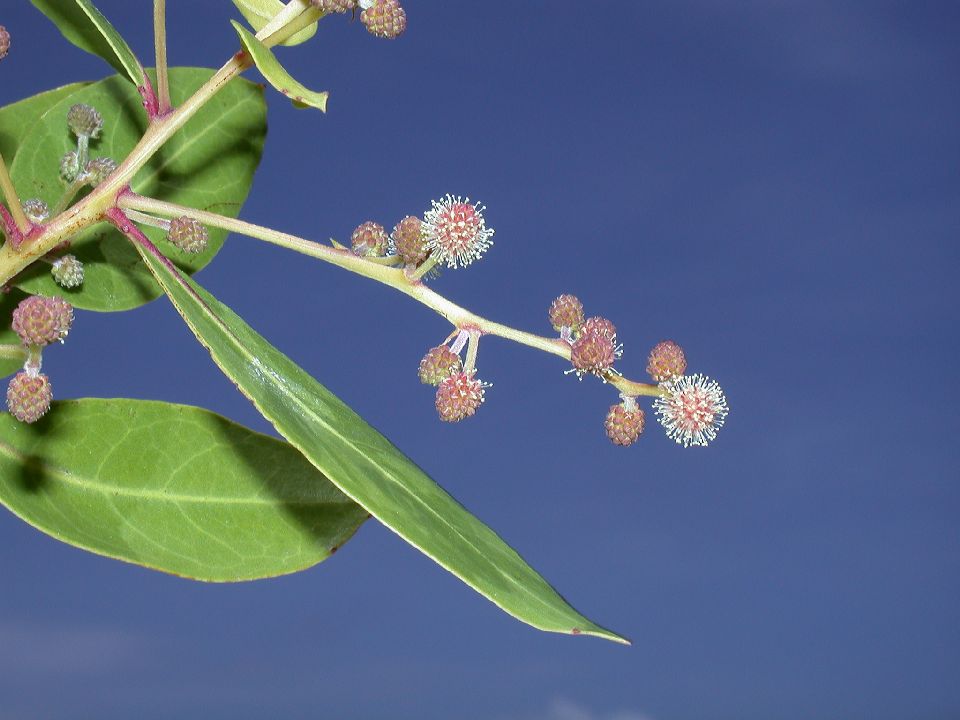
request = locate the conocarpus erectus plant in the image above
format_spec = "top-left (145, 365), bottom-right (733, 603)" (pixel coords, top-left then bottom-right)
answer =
top-left (0, 1), bottom-right (728, 644)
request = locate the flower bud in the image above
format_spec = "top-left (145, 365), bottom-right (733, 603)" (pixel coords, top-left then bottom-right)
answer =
top-left (60, 151), bottom-right (80, 183)
top-left (84, 157), bottom-right (117, 186)
top-left (0, 26), bottom-right (10, 60)
top-left (311, 0), bottom-right (356, 12)
top-left (51, 255), bottom-right (84, 289)
top-left (351, 221), bottom-right (389, 257)
top-left (361, 0), bottom-right (406, 39)
top-left (12, 295), bottom-right (74, 347)
top-left (646, 340), bottom-right (686, 382)
top-left (392, 215), bottom-right (428, 265)
top-left (604, 398), bottom-right (645, 447)
top-left (6, 371), bottom-right (53, 424)
top-left (21, 199), bottom-right (49, 224)
top-left (435, 372), bottom-right (487, 422)
top-left (167, 216), bottom-right (208, 254)
top-left (66, 103), bottom-right (103, 139)
top-left (548, 294), bottom-right (584, 333)
top-left (418, 345), bottom-right (462, 386)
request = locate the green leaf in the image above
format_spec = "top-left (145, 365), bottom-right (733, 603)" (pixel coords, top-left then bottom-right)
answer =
top-left (232, 21), bottom-right (328, 112)
top-left (10, 68), bottom-right (267, 312)
top-left (0, 83), bottom-right (90, 163)
top-left (0, 398), bottom-right (369, 581)
top-left (135, 242), bottom-right (626, 643)
top-left (0, 289), bottom-right (30, 380)
top-left (30, 0), bottom-right (146, 88)
top-left (230, 0), bottom-right (319, 46)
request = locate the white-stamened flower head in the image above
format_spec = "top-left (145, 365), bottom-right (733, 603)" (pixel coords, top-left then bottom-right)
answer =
top-left (422, 194), bottom-right (494, 268)
top-left (654, 374), bottom-right (728, 448)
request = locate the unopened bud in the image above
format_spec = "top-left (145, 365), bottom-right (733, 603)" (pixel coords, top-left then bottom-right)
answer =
top-left (11, 295), bottom-right (74, 347)
top-left (6, 371), bottom-right (53, 424)
top-left (21, 199), bottom-right (49, 224)
top-left (361, 0), bottom-right (406, 39)
top-left (604, 398), bottom-right (645, 447)
top-left (0, 26), bottom-right (10, 60)
top-left (392, 215), bottom-right (428, 265)
top-left (351, 221), bottom-right (389, 257)
top-left (60, 151), bottom-right (80, 183)
top-left (548, 294), bottom-right (584, 333)
top-left (435, 372), bottom-right (487, 422)
top-left (51, 255), bottom-right (84, 289)
top-left (646, 340), bottom-right (686, 382)
top-left (418, 345), bottom-right (462, 386)
top-left (167, 216), bottom-right (208, 254)
top-left (311, 0), bottom-right (356, 12)
top-left (84, 156), bottom-right (117, 186)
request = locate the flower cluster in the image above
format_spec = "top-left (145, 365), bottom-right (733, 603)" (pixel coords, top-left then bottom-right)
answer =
top-left (347, 193), bottom-right (494, 276)
top-left (416, 336), bottom-right (490, 423)
top-left (313, 0), bottom-right (407, 40)
top-left (5, 295), bottom-right (76, 424)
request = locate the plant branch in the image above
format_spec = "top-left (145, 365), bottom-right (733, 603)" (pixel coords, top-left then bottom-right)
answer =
top-left (0, 151), bottom-right (30, 237)
top-left (153, 0), bottom-right (171, 115)
top-left (118, 192), bottom-right (666, 398)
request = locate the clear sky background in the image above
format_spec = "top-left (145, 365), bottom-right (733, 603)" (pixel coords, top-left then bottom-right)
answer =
top-left (1, 2), bottom-right (958, 719)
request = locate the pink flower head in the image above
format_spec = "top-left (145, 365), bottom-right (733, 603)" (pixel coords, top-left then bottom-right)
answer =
top-left (653, 374), bottom-right (728, 447)
top-left (422, 194), bottom-right (494, 268)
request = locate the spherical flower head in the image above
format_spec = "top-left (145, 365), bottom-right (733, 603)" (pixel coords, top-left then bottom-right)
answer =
top-left (67, 103), bottom-right (103, 140)
top-left (351, 221), bottom-right (389, 257)
top-left (6, 372), bottom-right (53, 424)
top-left (361, 0), bottom-right (406, 39)
top-left (311, 0), bottom-right (356, 12)
top-left (435, 372), bottom-right (487, 422)
top-left (653, 374), bottom-right (729, 448)
top-left (422, 194), bottom-right (494, 269)
top-left (392, 215), bottom-right (428, 265)
top-left (549, 294), bottom-right (585, 333)
top-left (0, 26), bottom-right (10, 60)
top-left (582, 316), bottom-right (616, 340)
top-left (51, 255), bottom-right (84, 289)
top-left (84, 156), bottom-right (117, 186)
top-left (418, 345), bottom-right (462, 386)
top-left (12, 295), bottom-right (74, 347)
top-left (167, 216), bottom-right (208, 254)
top-left (647, 340), bottom-right (687, 382)
top-left (21, 199), bottom-right (49, 224)
top-left (604, 397), bottom-right (645, 447)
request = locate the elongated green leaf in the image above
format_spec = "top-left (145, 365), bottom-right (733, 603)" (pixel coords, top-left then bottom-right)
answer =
top-left (233, 22), bottom-right (328, 112)
top-left (30, 0), bottom-right (146, 88)
top-left (11, 69), bottom-right (266, 312)
top-left (0, 398), bottom-right (368, 581)
top-left (231, 0), bottom-right (319, 46)
top-left (135, 242), bottom-right (625, 642)
top-left (0, 83), bottom-right (89, 163)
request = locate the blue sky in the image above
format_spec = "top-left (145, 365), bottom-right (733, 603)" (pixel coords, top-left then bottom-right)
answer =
top-left (1, 2), bottom-right (958, 718)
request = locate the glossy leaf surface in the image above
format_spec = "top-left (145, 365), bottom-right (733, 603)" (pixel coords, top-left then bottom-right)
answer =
top-left (0, 398), bottom-right (369, 581)
top-left (230, 0), bottom-right (318, 46)
top-left (11, 69), bottom-right (266, 312)
top-left (136, 242), bottom-right (626, 642)
top-left (30, 0), bottom-right (146, 87)
top-left (233, 22), bottom-right (328, 112)
top-left (0, 83), bottom-right (89, 163)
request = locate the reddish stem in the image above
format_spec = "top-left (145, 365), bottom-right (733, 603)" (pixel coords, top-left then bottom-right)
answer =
top-left (0, 204), bottom-right (24, 248)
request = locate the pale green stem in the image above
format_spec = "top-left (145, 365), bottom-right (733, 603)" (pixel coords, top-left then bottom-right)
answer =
top-left (410, 254), bottom-right (439, 282)
top-left (119, 193), bottom-right (666, 398)
top-left (52, 177), bottom-right (88, 216)
top-left (0, 152), bottom-right (30, 233)
top-left (154, 0), bottom-right (171, 114)
top-left (125, 208), bottom-right (170, 231)
top-left (0, 344), bottom-right (27, 363)
top-left (463, 332), bottom-right (479, 374)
